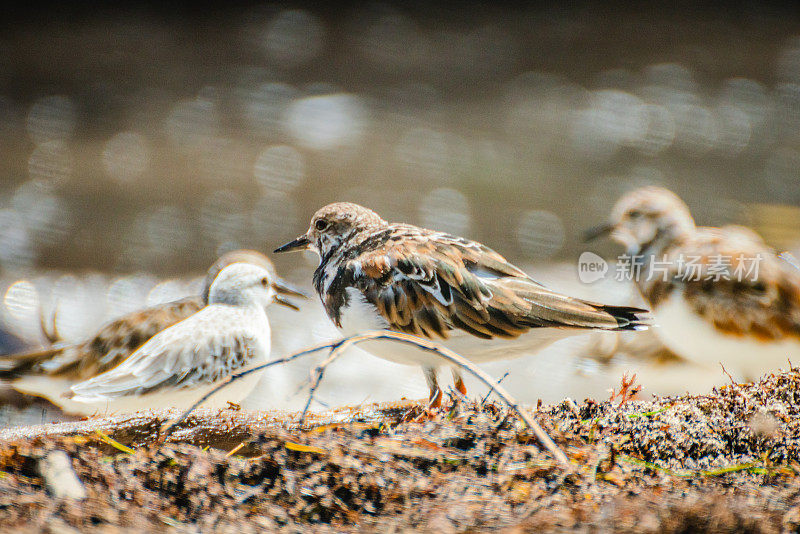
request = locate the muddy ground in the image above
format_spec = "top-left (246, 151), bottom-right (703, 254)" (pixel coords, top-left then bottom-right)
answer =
top-left (2, 369), bottom-right (800, 533)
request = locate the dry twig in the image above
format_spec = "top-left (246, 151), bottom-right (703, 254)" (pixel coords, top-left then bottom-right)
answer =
top-left (720, 363), bottom-right (738, 386)
top-left (161, 330), bottom-right (569, 466)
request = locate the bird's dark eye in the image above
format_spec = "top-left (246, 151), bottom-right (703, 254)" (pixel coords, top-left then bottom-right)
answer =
top-left (315, 219), bottom-right (328, 231)
top-left (628, 210), bottom-right (643, 219)
top-left (260, 277), bottom-right (269, 287)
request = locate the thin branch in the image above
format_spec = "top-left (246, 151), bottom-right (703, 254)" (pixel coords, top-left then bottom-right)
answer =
top-left (163, 331), bottom-right (569, 466)
top-left (159, 339), bottom-right (340, 437)
top-left (480, 372), bottom-right (510, 406)
top-left (298, 339), bottom-right (352, 425)
top-left (720, 363), bottom-right (737, 386)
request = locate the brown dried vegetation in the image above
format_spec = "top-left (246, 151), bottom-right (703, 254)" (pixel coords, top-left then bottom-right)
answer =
top-left (3, 369), bottom-right (800, 532)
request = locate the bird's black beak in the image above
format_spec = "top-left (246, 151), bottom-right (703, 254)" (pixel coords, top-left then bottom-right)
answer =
top-left (274, 295), bottom-right (301, 311)
top-left (274, 235), bottom-right (310, 253)
top-left (583, 223), bottom-right (615, 242)
top-left (272, 277), bottom-right (309, 299)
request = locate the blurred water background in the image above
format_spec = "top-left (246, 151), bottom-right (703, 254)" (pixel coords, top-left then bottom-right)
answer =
top-left (2, 2), bottom-right (800, 424)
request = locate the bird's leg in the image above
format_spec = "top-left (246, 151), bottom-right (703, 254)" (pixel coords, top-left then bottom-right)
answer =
top-left (452, 368), bottom-right (467, 396)
top-left (401, 366), bottom-right (442, 423)
top-left (423, 366), bottom-right (442, 409)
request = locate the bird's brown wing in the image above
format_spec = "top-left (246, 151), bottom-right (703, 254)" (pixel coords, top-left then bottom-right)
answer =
top-left (0, 297), bottom-right (205, 380)
top-left (643, 226), bottom-right (800, 341)
top-left (329, 227), bottom-right (650, 340)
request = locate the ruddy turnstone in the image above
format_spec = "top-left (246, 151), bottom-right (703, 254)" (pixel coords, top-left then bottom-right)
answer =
top-left (587, 186), bottom-right (800, 381)
top-left (0, 250), bottom-right (305, 414)
top-left (68, 262), bottom-right (296, 412)
top-left (274, 202), bottom-right (652, 404)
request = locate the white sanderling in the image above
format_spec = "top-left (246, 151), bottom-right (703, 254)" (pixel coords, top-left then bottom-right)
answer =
top-left (67, 262), bottom-right (299, 413)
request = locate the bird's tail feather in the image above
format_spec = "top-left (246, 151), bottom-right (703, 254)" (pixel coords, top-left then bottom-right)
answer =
top-left (589, 304), bottom-right (653, 331)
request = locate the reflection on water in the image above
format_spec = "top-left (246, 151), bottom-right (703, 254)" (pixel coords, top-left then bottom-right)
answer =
top-left (1, 3), bottom-right (800, 423)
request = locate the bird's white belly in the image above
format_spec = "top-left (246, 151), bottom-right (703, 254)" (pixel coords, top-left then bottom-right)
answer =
top-left (337, 287), bottom-right (582, 367)
top-left (653, 293), bottom-right (800, 381)
top-left (338, 288), bottom-right (391, 336)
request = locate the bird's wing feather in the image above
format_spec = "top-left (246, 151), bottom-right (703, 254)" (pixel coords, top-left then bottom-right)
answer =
top-left (1, 297), bottom-right (204, 380)
top-left (70, 306), bottom-right (260, 401)
top-left (51, 296), bottom-right (205, 380)
top-left (330, 227), bottom-right (648, 339)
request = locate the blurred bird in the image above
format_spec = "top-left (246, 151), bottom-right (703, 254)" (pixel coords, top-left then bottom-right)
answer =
top-left (69, 262), bottom-right (297, 412)
top-left (0, 250), bottom-right (305, 413)
top-left (587, 186), bottom-right (800, 381)
top-left (275, 202), bottom-right (652, 405)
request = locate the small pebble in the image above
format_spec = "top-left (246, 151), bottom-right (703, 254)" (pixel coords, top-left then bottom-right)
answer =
top-left (38, 450), bottom-right (86, 500)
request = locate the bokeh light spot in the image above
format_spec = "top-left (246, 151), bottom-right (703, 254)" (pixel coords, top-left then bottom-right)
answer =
top-left (26, 95), bottom-right (77, 145)
top-left (28, 141), bottom-right (73, 184)
top-left (4, 280), bottom-right (38, 321)
top-left (254, 145), bottom-right (305, 194)
top-left (285, 94), bottom-right (366, 150)
top-left (418, 188), bottom-right (471, 237)
top-left (516, 210), bottom-right (565, 259)
top-left (102, 131), bottom-right (151, 182)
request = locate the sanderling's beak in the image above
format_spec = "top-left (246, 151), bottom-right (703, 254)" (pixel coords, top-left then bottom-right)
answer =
top-left (273, 277), bottom-right (309, 299)
top-left (274, 295), bottom-right (301, 311)
top-left (583, 222), bottom-right (615, 242)
top-left (274, 235), bottom-right (310, 253)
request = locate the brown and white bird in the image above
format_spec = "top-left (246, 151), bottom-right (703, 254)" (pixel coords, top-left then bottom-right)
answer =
top-left (275, 202), bottom-right (652, 405)
top-left (587, 186), bottom-right (800, 381)
top-left (0, 250), bottom-right (305, 413)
